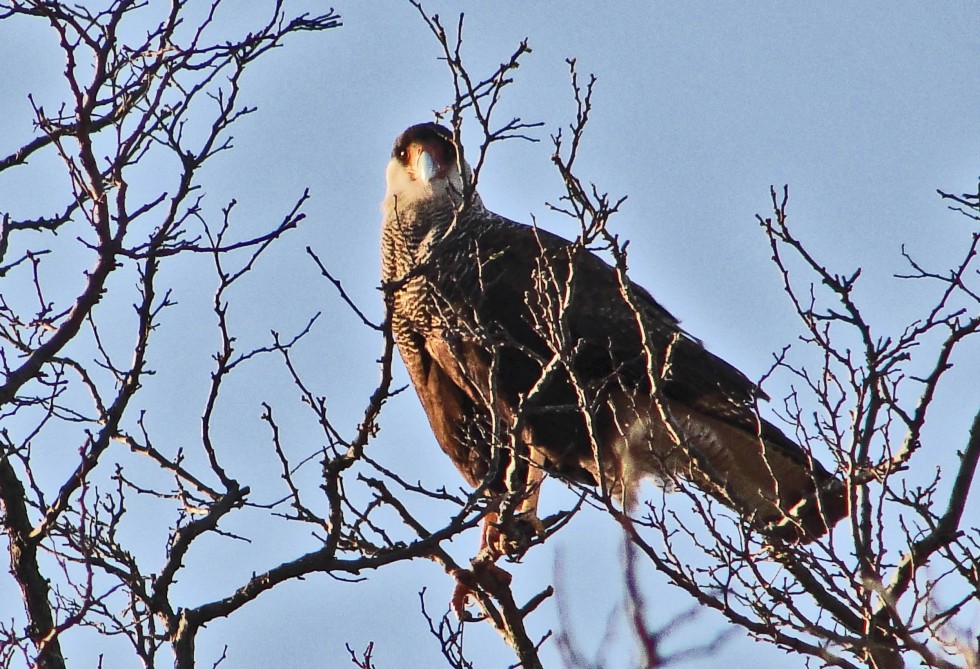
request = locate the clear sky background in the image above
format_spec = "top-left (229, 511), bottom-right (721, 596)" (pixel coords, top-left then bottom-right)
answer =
top-left (2, 1), bottom-right (979, 667)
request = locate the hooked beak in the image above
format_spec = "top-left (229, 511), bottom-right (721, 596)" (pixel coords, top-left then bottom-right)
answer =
top-left (405, 142), bottom-right (443, 184)
top-left (415, 149), bottom-right (437, 183)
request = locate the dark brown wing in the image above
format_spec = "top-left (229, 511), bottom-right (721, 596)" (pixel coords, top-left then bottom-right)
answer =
top-left (395, 329), bottom-right (497, 489)
top-left (413, 211), bottom-right (844, 539)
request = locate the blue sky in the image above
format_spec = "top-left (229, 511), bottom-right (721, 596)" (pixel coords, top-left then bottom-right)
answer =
top-left (2, 1), bottom-right (979, 667)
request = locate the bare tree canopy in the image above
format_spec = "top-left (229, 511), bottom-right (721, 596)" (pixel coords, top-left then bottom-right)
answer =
top-left (1, 2), bottom-right (979, 668)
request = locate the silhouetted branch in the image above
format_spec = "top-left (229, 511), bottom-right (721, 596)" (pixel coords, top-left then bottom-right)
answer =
top-left (0, 1), bottom-right (342, 666)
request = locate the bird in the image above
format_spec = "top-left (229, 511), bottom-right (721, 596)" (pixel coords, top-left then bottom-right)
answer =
top-left (380, 122), bottom-right (847, 606)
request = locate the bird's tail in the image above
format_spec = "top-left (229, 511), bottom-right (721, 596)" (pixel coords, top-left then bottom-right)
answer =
top-left (609, 396), bottom-right (847, 543)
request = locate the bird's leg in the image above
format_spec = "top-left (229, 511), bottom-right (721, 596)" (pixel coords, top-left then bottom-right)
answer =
top-left (499, 465), bottom-right (547, 559)
top-left (518, 451), bottom-right (547, 531)
top-left (494, 446), bottom-right (548, 559)
top-left (479, 509), bottom-right (508, 560)
top-left (451, 509), bottom-right (514, 620)
top-left (451, 449), bottom-right (548, 618)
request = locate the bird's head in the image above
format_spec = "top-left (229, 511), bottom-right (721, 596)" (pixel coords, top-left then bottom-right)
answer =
top-left (384, 123), bottom-right (478, 210)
